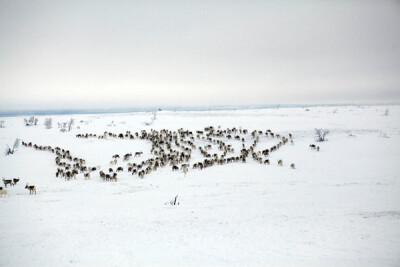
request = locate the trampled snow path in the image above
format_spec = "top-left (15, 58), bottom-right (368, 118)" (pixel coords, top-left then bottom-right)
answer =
top-left (0, 105), bottom-right (399, 266)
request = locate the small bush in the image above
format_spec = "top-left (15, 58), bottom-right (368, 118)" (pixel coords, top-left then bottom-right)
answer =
top-left (165, 195), bottom-right (180, 206)
top-left (44, 118), bottom-right (53, 129)
top-left (4, 138), bottom-right (20, 155)
top-left (58, 118), bottom-right (74, 132)
top-left (348, 132), bottom-right (356, 138)
top-left (315, 128), bottom-right (329, 142)
top-left (24, 116), bottom-right (38, 126)
top-left (67, 118), bottom-right (74, 132)
top-left (384, 108), bottom-right (389, 116)
top-left (379, 131), bottom-right (389, 138)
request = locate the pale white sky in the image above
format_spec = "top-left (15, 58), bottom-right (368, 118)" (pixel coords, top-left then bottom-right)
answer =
top-left (0, 1), bottom-right (399, 110)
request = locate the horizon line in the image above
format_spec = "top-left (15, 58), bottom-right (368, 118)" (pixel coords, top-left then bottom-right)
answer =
top-left (0, 103), bottom-right (398, 117)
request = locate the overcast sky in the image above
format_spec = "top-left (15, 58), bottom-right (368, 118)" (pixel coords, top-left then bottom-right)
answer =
top-left (0, 1), bottom-right (399, 110)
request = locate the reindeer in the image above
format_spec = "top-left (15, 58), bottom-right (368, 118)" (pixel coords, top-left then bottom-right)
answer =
top-left (138, 170), bottom-right (145, 179)
top-left (64, 171), bottom-right (71, 181)
top-left (181, 164), bottom-right (189, 170)
top-left (278, 159), bottom-right (283, 166)
top-left (13, 178), bottom-right (20, 185)
top-left (99, 171), bottom-right (106, 180)
top-left (0, 189), bottom-right (8, 197)
top-left (290, 163), bottom-right (295, 169)
top-left (25, 184), bottom-right (36, 195)
top-left (84, 173), bottom-right (91, 180)
top-left (134, 151), bottom-right (143, 157)
top-left (123, 153), bottom-right (132, 161)
top-left (2, 178), bottom-right (13, 188)
top-left (110, 173), bottom-right (118, 182)
top-left (182, 165), bottom-right (188, 176)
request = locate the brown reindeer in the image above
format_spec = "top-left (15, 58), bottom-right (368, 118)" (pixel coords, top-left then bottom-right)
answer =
top-left (123, 153), bottom-right (132, 161)
top-left (182, 165), bottom-right (188, 176)
top-left (0, 189), bottom-right (8, 197)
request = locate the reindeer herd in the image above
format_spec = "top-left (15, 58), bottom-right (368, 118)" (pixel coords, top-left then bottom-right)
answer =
top-left (0, 177), bottom-right (36, 197)
top-left (75, 127), bottom-right (298, 178)
top-left (1, 126), bottom-right (322, 197)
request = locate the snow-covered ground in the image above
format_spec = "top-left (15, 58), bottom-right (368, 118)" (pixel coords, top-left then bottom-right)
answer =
top-left (0, 105), bottom-right (399, 266)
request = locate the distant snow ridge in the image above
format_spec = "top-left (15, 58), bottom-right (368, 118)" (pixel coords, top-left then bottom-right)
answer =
top-left (358, 211), bottom-right (400, 218)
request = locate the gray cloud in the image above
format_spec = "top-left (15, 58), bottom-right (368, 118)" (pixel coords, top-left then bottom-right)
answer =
top-left (0, 0), bottom-right (399, 110)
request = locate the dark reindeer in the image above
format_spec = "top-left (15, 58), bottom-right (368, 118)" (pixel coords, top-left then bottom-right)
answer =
top-left (2, 178), bottom-right (13, 188)
top-left (25, 183), bottom-right (36, 195)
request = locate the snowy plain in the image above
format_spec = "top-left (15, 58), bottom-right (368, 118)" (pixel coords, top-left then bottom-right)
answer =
top-left (0, 105), bottom-right (399, 266)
